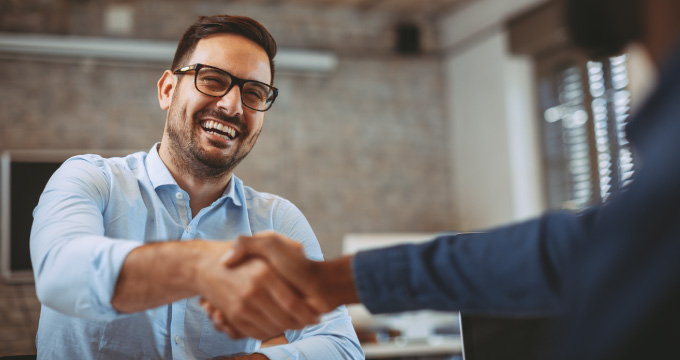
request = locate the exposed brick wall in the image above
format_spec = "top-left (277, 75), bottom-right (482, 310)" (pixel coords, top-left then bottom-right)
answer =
top-left (0, 1), bottom-right (455, 353)
top-left (1, 0), bottom-right (454, 256)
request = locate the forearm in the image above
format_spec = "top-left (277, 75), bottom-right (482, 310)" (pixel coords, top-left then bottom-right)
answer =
top-left (353, 212), bottom-right (585, 315)
top-left (112, 240), bottom-right (232, 313)
top-left (316, 255), bottom-right (360, 310)
top-left (258, 306), bottom-right (364, 360)
top-left (32, 234), bottom-right (141, 320)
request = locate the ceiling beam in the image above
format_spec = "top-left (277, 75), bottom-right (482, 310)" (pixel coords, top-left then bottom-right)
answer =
top-left (0, 32), bottom-right (337, 73)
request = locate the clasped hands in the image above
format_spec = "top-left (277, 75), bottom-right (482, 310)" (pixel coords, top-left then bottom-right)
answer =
top-left (196, 231), bottom-right (356, 341)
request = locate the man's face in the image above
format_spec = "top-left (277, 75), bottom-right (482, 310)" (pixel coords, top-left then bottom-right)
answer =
top-left (164, 33), bottom-right (271, 179)
top-left (565, 0), bottom-right (642, 58)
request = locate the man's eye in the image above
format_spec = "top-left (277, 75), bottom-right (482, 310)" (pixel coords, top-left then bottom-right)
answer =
top-left (201, 77), bottom-right (226, 87)
top-left (244, 90), bottom-right (267, 100)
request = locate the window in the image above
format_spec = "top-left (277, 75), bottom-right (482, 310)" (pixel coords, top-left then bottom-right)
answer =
top-left (538, 54), bottom-right (634, 209)
top-left (507, 0), bottom-right (636, 210)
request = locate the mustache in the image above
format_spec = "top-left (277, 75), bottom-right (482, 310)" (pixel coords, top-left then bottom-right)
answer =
top-left (195, 108), bottom-right (243, 128)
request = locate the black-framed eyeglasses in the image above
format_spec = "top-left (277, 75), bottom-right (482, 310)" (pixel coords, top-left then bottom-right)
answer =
top-left (173, 63), bottom-right (278, 112)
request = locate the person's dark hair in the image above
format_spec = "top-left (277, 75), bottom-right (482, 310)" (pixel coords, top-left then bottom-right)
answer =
top-left (171, 15), bottom-right (277, 83)
top-left (565, 0), bottom-right (643, 58)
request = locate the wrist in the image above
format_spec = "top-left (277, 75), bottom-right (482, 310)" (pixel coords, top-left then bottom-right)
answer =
top-left (112, 240), bottom-right (218, 313)
top-left (317, 255), bottom-right (359, 310)
top-left (191, 240), bottom-right (234, 295)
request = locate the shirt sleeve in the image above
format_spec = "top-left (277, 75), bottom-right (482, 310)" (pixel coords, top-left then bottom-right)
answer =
top-left (30, 157), bottom-right (142, 321)
top-left (353, 209), bottom-right (596, 316)
top-left (257, 201), bottom-right (365, 359)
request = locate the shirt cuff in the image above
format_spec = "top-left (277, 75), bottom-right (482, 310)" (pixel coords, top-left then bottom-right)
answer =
top-left (352, 244), bottom-right (416, 314)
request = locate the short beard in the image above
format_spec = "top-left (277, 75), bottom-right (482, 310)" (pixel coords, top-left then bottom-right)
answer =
top-left (565, 0), bottom-right (643, 58)
top-left (164, 91), bottom-right (261, 181)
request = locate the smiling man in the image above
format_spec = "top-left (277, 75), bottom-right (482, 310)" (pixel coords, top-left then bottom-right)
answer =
top-left (30, 15), bottom-right (363, 360)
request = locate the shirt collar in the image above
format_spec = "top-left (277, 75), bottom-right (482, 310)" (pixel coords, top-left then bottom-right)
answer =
top-left (146, 143), bottom-right (177, 189)
top-left (145, 142), bottom-right (244, 207)
top-left (223, 173), bottom-right (244, 207)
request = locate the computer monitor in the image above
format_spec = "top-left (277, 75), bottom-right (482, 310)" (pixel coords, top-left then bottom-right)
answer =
top-left (0, 149), bottom-right (134, 283)
top-left (1, 150), bottom-right (64, 283)
top-left (459, 313), bottom-right (557, 360)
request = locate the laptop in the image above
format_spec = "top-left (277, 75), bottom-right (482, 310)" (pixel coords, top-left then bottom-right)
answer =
top-left (459, 313), bottom-right (557, 360)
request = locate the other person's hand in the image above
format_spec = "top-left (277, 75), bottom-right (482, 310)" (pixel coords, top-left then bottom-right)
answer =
top-left (195, 241), bottom-right (321, 340)
top-left (201, 231), bottom-right (358, 339)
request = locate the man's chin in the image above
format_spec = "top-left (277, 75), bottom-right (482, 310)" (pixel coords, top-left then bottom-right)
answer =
top-left (195, 148), bottom-right (232, 168)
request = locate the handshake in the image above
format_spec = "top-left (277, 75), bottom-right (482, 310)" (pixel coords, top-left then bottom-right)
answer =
top-left (196, 231), bottom-right (359, 341)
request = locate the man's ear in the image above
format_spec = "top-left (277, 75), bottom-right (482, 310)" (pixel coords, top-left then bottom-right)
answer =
top-left (158, 70), bottom-right (176, 110)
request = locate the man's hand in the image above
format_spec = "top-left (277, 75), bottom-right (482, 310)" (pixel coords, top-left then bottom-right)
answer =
top-left (194, 244), bottom-right (321, 340)
top-left (201, 231), bottom-right (359, 339)
top-left (111, 239), bottom-right (320, 341)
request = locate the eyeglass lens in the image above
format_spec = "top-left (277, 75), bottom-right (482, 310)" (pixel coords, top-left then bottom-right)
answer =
top-left (196, 67), bottom-right (274, 110)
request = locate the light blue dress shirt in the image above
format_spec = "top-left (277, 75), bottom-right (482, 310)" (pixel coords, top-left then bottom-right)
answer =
top-left (30, 144), bottom-right (364, 360)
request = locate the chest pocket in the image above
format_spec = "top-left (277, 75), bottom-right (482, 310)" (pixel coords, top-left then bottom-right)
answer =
top-left (98, 315), bottom-right (161, 358)
top-left (198, 317), bottom-right (259, 357)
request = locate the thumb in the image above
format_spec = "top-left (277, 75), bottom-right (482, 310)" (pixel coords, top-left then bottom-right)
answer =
top-left (221, 236), bottom-right (250, 267)
top-left (225, 232), bottom-right (312, 287)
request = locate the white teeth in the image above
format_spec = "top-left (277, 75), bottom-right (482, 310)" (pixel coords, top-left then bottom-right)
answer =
top-left (206, 130), bottom-right (230, 141)
top-left (201, 120), bottom-right (237, 139)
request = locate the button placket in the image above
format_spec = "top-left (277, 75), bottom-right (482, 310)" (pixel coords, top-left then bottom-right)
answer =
top-left (174, 190), bottom-right (190, 228)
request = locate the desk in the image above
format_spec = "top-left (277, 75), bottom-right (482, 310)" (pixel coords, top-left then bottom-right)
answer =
top-left (343, 234), bottom-right (462, 360)
top-left (361, 336), bottom-right (462, 359)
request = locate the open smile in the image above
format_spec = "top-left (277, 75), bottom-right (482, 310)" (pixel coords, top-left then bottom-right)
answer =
top-left (200, 120), bottom-right (239, 141)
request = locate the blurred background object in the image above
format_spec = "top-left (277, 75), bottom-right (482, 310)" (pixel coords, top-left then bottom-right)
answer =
top-left (343, 233), bottom-right (462, 359)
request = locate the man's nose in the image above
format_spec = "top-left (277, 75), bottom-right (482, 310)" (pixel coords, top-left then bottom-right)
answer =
top-left (216, 85), bottom-right (243, 116)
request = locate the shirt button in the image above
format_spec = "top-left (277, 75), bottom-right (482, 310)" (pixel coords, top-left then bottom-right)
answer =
top-left (186, 226), bottom-right (192, 233)
top-left (175, 335), bottom-right (180, 344)
top-left (175, 192), bottom-right (183, 200)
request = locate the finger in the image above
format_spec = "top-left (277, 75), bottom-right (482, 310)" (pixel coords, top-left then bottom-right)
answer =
top-left (220, 322), bottom-right (243, 340)
top-left (256, 230), bottom-right (304, 249)
top-left (221, 270), bottom-right (289, 341)
top-left (211, 310), bottom-right (244, 339)
top-left (266, 274), bottom-right (321, 327)
top-left (222, 236), bottom-right (251, 267)
top-left (199, 298), bottom-right (215, 313)
top-left (223, 233), bottom-right (304, 268)
top-left (232, 283), bottom-right (304, 338)
top-left (202, 294), bottom-right (272, 339)
top-left (228, 304), bottom-right (285, 340)
top-left (234, 234), bottom-right (312, 288)
top-left (241, 259), bottom-right (319, 330)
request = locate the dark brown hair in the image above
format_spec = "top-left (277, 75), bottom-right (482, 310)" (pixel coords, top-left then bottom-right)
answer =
top-left (565, 0), bottom-right (642, 58)
top-left (171, 15), bottom-right (277, 83)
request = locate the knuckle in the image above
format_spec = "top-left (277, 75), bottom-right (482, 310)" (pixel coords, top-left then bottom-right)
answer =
top-left (252, 263), bottom-right (272, 281)
top-left (242, 285), bottom-right (263, 300)
top-left (282, 297), bottom-right (299, 313)
top-left (229, 302), bottom-right (247, 317)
